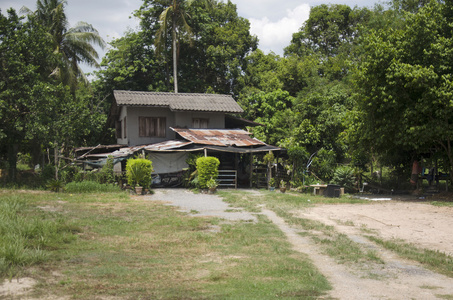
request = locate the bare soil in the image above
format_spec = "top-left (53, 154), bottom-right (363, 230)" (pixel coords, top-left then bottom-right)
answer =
top-left (269, 199), bottom-right (453, 300)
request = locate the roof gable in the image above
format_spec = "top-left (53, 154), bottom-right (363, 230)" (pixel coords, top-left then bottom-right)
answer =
top-left (114, 90), bottom-right (243, 113)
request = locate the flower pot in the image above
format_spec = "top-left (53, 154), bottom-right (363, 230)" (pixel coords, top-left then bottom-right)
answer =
top-left (209, 187), bottom-right (216, 194)
top-left (280, 187), bottom-right (286, 193)
top-left (135, 186), bottom-right (143, 195)
top-left (269, 187), bottom-right (275, 191)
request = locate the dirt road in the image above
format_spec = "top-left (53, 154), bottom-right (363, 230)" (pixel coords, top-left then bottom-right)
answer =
top-left (276, 201), bottom-right (453, 299)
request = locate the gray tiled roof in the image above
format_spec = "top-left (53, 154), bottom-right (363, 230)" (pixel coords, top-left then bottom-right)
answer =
top-left (114, 90), bottom-right (243, 113)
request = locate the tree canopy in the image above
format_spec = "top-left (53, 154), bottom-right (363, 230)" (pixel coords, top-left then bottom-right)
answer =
top-left (3, 0), bottom-right (453, 188)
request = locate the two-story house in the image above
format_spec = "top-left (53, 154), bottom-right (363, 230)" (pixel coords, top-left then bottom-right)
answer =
top-left (79, 90), bottom-right (281, 187)
top-left (113, 90), bottom-right (244, 146)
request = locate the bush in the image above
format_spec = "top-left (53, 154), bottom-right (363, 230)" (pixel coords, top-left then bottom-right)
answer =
top-left (64, 181), bottom-right (122, 193)
top-left (98, 156), bottom-right (116, 184)
top-left (126, 158), bottom-right (153, 188)
top-left (196, 156), bottom-right (220, 189)
top-left (331, 166), bottom-right (356, 193)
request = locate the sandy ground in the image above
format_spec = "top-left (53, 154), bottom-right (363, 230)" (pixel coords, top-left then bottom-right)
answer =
top-left (283, 200), bottom-right (453, 299)
top-left (298, 201), bottom-right (453, 256)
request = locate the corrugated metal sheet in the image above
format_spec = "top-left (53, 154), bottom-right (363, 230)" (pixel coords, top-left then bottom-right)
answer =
top-left (114, 90), bottom-right (243, 113)
top-left (171, 128), bottom-right (266, 147)
top-left (80, 140), bottom-right (195, 158)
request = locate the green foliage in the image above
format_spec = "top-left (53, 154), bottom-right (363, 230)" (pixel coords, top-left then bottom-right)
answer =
top-left (46, 179), bottom-right (64, 192)
top-left (126, 158), bottom-right (153, 188)
top-left (99, 0), bottom-right (257, 95)
top-left (0, 194), bottom-right (78, 277)
top-left (206, 177), bottom-right (218, 189)
top-left (196, 156), bottom-right (220, 189)
top-left (25, 0), bottom-right (106, 90)
top-left (98, 156), bottom-right (116, 184)
top-left (331, 166), bottom-right (356, 192)
top-left (269, 178), bottom-right (276, 188)
top-left (310, 149), bottom-right (337, 182)
top-left (351, 0), bottom-right (453, 182)
top-left (64, 181), bottom-right (122, 193)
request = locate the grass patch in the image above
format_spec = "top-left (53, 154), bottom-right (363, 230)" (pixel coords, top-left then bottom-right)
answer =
top-left (218, 189), bottom-right (368, 214)
top-left (1, 189), bottom-right (331, 299)
top-left (220, 190), bottom-right (382, 267)
top-left (431, 201), bottom-right (453, 207)
top-left (366, 235), bottom-right (453, 278)
top-left (64, 181), bottom-right (122, 193)
top-left (0, 192), bottom-right (79, 278)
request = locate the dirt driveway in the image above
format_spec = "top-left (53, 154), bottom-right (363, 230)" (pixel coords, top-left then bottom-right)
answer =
top-left (284, 200), bottom-right (453, 299)
top-left (298, 201), bottom-right (453, 256)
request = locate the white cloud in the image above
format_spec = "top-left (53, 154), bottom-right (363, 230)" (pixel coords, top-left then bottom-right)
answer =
top-left (249, 4), bottom-right (310, 56)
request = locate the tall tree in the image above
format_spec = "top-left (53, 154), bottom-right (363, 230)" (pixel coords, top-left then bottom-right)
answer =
top-left (23, 0), bottom-right (105, 90)
top-left (154, 0), bottom-right (194, 93)
top-left (0, 9), bottom-right (54, 180)
top-left (351, 0), bottom-right (453, 182)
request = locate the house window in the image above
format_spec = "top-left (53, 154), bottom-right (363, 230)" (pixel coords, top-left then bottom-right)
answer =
top-left (123, 117), bottom-right (127, 138)
top-left (115, 120), bottom-right (122, 138)
top-left (139, 117), bottom-right (166, 137)
top-left (192, 118), bottom-right (209, 128)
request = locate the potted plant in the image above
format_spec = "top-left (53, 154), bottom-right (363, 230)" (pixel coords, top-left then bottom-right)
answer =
top-left (269, 178), bottom-right (276, 191)
top-left (126, 158), bottom-right (153, 195)
top-left (206, 177), bottom-right (219, 194)
top-left (280, 180), bottom-right (287, 193)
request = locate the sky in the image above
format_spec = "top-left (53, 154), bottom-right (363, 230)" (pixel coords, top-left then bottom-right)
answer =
top-left (0, 0), bottom-right (380, 72)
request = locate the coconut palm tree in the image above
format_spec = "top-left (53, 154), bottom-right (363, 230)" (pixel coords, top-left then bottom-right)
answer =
top-left (22, 0), bottom-right (105, 90)
top-left (154, 0), bottom-right (194, 93)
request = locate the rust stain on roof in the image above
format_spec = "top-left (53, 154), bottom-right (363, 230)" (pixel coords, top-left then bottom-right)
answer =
top-left (171, 128), bottom-right (266, 147)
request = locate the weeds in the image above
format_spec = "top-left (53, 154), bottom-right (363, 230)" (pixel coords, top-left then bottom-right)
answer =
top-left (1, 189), bottom-right (331, 299)
top-left (366, 236), bottom-right (453, 278)
top-left (64, 181), bottom-right (122, 193)
top-left (0, 194), bottom-right (78, 277)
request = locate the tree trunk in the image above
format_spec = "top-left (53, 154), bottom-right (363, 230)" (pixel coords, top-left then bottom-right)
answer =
top-left (7, 143), bottom-right (18, 182)
top-left (54, 143), bottom-right (59, 180)
top-left (172, 16), bottom-right (178, 93)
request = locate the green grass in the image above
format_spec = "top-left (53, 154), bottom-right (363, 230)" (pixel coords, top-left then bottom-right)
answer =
top-left (0, 189), bottom-right (331, 299)
top-left (366, 235), bottom-right (453, 278)
top-left (220, 190), bottom-right (383, 268)
top-left (0, 191), bottom-right (79, 277)
top-left (64, 181), bottom-right (122, 193)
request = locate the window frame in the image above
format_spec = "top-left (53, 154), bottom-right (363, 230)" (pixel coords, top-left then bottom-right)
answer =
top-left (139, 116), bottom-right (166, 138)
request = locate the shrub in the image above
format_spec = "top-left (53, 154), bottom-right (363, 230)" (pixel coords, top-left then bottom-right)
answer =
top-left (196, 156), bottom-right (220, 189)
top-left (331, 166), bottom-right (356, 193)
top-left (64, 181), bottom-right (122, 193)
top-left (98, 156), bottom-right (116, 184)
top-left (126, 158), bottom-right (153, 188)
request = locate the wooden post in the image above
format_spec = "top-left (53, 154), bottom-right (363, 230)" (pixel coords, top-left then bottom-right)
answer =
top-left (249, 152), bottom-right (253, 188)
top-left (204, 148), bottom-right (207, 157)
top-left (267, 151), bottom-right (273, 189)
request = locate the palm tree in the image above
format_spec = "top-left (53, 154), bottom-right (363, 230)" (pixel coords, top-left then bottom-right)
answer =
top-left (155, 0), bottom-right (194, 93)
top-left (22, 0), bottom-right (105, 90)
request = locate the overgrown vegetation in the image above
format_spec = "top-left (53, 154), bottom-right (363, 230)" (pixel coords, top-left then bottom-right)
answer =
top-left (366, 236), bottom-right (453, 278)
top-left (64, 181), bottom-right (122, 193)
top-left (0, 192), bottom-right (79, 277)
top-left (0, 189), bottom-right (331, 299)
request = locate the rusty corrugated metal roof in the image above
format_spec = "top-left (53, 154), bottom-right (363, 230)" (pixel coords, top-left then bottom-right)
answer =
top-left (80, 140), bottom-right (195, 158)
top-left (114, 90), bottom-right (243, 113)
top-left (171, 128), bottom-right (266, 147)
